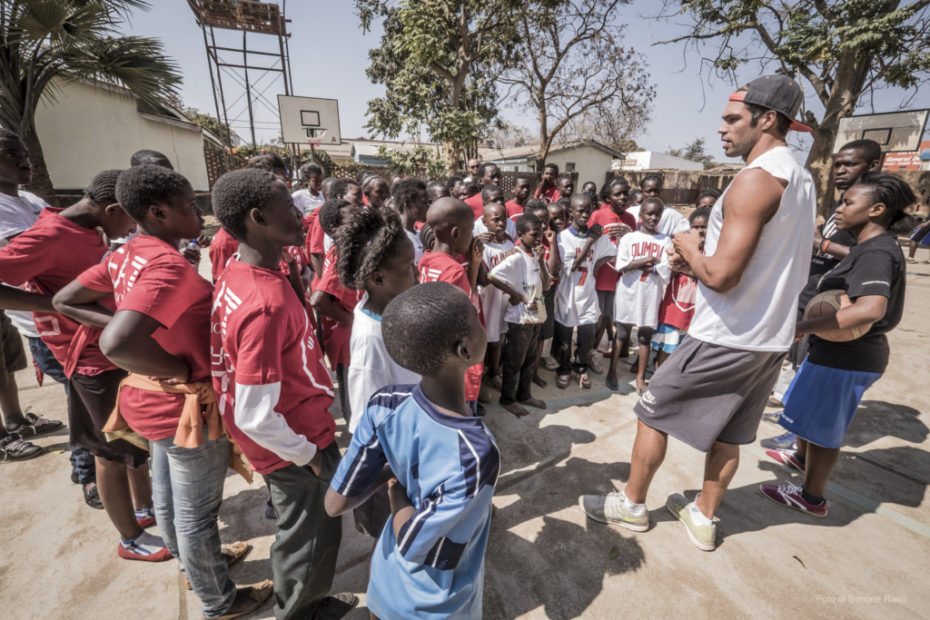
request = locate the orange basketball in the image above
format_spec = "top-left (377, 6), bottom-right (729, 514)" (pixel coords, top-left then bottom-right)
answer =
top-left (803, 289), bottom-right (871, 342)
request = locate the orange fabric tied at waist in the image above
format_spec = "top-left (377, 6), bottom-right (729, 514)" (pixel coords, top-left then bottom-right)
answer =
top-left (102, 373), bottom-right (253, 483)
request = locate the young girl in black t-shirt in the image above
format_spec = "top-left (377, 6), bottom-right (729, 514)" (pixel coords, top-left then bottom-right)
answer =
top-left (761, 173), bottom-right (915, 517)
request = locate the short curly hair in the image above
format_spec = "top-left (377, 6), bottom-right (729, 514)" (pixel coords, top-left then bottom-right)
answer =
top-left (84, 169), bottom-right (123, 204)
top-left (247, 153), bottom-right (287, 174)
top-left (515, 213), bottom-right (541, 236)
top-left (392, 178), bottom-right (427, 211)
top-left (212, 168), bottom-right (279, 239)
top-left (335, 208), bottom-right (408, 289)
top-left (330, 178), bottom-right (359, 201)
top-left (318, 198), bottom-right (353, 237)
top-left (382, 281), bottom-right (476, 377)
top-left (115, 165), bottom-right (190, 222)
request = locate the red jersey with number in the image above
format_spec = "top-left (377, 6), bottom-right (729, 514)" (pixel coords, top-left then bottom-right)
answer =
top-left (587, 204), bottom-right (636, 291)
top-left (417, 251), bottom-right (483, 402)
top-left (211, 258), bottom-right (335, 474)
top-left (0, 208), bottom-right (115, 376)
top-left (79, 235), bottom-right (214, 440)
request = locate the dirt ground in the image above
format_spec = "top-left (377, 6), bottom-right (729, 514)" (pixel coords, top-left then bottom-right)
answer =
top-left (1, 245), bottom-right (928, 619)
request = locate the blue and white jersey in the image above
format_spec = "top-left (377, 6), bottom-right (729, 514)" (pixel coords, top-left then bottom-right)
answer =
top-left (331, 384), bottom-right (501, 619)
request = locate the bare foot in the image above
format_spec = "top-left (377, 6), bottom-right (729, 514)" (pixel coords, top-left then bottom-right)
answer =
top-left (502, 402), bottom-right (530, 418)
top-left (519, 397), bottom-right (547, 410)
top-left (532, 374), bottom-right (547, 388)
top-left (606, 372), bottom-right (619, 391)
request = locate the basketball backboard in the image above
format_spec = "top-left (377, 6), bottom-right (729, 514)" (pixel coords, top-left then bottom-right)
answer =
top-left (833, 110), bottom-right (929, 154)
top-left (277, 95), bottom-right (341, 144)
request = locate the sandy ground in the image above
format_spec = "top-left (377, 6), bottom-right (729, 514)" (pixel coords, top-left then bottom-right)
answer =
top-left (1, 247), bottom-right (928, 619)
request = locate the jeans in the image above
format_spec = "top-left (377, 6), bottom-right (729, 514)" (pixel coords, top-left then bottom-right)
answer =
top-left (27, 337), bottom-right (95, 484)
top-left (501, 323), bottom-right (540, 404)
top-left (151, 433), bottom-right (235, 618)
top-left (552, 322), bottom-right (596, 376)
top-left (264, 443), bottom-right (342, 620)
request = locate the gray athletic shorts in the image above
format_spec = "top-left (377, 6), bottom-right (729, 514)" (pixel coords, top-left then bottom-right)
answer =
top-left (634, 336), bottom-right (784, 452)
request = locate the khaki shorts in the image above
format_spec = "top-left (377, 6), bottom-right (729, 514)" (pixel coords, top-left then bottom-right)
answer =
top-left (634, 336), bottom-right (784, 452)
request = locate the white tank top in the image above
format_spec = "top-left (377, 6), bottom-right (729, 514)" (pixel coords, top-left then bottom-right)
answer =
top-left (688, 146), bottom-right (816, 352)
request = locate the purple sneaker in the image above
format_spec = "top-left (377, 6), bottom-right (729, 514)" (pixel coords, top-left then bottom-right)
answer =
top-left (761, 431), bottom-right (797, 451)
top-left (759, 483), bottom-right (829, 518)
top-left (765, 448), bottom-right (805, 473)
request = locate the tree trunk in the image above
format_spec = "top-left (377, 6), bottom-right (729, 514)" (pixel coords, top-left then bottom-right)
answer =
top-left (22, 121), bottom-right (58, 206)
top-left (444, 141), bottom-right (462, 175)
top-left (804, 52), bottom-right (868, 218)
top-left (535, 99), bottom-right (549, 173)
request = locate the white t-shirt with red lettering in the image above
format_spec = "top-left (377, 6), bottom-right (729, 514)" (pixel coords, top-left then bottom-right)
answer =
top-left (479, 238), bottom-right (514, 342)
top-left (554, 227), bottom-right (615, 326)
top-left (613, 230), bottom-right (672, 328)
top-left (211, 258), bottom-right (335, 475)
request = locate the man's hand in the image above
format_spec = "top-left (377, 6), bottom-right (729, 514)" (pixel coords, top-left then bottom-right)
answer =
top-left (544, 229), bottom-right (556, 246)
top-left (672, 229), bottom-right (702, 263)
top-left (587, 223), bottom-right (603, 241)
top-left (476, 232), bottom-right (494, 244)
top-left (470, 236), bottom-right (484, 261)
top-left (181, 245), bottom-right (201, 266)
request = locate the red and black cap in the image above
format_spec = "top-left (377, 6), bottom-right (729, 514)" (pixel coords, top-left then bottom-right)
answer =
top-left (729, 75), bottom-right (812, 133)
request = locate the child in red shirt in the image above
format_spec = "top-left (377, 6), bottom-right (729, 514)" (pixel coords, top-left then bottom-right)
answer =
top-left (1, 170), bottom-right (160, 560)
top-left (506, 175), bottom-right (531, 220)
top-left (588, 177), bottom-right (636, 360)
top-left (418, 197), bottom-right (486, 413)
top-left (310, 199), bottom-right (363, 422)
top-left (211, 168), bottom-right (357, 619)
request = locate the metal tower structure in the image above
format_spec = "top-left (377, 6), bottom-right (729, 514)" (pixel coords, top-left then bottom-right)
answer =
top-left (188, 0), bottom-right (294, 153)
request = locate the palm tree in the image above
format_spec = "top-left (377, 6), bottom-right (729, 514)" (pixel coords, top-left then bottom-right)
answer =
top-left (0, 0), bottom-right (181, 203)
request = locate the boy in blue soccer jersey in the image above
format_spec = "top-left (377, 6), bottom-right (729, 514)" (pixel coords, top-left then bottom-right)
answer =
top-left (325, 281), bottom-right (500, 620)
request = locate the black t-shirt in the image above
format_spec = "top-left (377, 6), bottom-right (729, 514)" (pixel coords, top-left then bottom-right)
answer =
top-left (799, 202), bottom-right (859, 309)
top-left (808, 233), bottom-right (906, 373)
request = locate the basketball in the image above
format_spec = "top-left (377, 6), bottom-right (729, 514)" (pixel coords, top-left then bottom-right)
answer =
top-left (803, 289), bottom-right (871, 342)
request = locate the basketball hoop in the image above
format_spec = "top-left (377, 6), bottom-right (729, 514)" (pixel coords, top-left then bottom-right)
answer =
top-left (307, 138), bottom-right (322, 149)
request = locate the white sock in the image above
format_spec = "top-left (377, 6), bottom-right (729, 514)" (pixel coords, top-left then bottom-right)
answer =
top-left (621, 491), bottom-right (646, 515)
top-left (688, 501), bottom-right (713, 526)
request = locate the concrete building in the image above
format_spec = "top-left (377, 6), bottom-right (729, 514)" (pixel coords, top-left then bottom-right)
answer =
top-left (35, 79), bottom-right (221, 192)
top-left (480, 140), bottom-right (625, 186)
top-left (614, 150), bottom-right (705, 172)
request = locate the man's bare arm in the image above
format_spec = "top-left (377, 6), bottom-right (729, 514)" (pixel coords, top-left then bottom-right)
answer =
top-left (674, 168), bottom-right (785, 293)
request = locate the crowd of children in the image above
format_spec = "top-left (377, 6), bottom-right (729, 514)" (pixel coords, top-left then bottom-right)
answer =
top-left (0, 98), bottom-right (918, 617)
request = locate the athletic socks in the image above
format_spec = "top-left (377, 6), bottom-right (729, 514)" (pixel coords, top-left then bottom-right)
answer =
top-left (801, 490), bottom-right (825, 506)
top-left (135, 505), bottom-right (156, 528)
top-left (620, 491), bottom-right (646, 516)
top-left (118, 531), bottom-right (172, 562)
top-left (688, 501), bottom-right (714, 526)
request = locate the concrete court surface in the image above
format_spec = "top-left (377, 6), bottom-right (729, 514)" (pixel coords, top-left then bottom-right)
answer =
top-left (1, 252), bottom-right (928, 619)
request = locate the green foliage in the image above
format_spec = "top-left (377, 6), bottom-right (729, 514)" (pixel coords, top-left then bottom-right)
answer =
top-left (669, 138), bottom-right (715, 169)
top-left (172, 102), bottom-right (237, 147)
top-left (501, 0), bottom-right (655, 165)
top-left (376, 145), bottom-right (447, 178)
top-left (355, 0), bottom-right (522, 170)
top-left (0, 0), bottom-right (181, 197)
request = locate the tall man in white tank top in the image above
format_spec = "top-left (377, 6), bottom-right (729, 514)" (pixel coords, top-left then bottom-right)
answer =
top-left (580, 75), bottom-right (817, 551)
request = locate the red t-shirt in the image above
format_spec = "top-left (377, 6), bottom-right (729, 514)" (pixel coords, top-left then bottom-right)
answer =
top-left (315, 246), bottom-right (362, 369)
top-left (464, 193), bottom-right (484, 220)
top-left (308, 211), bottom-right (327, 256)
top-left (0, 208), bottom-right (115, 376)
top-left (79, 235), bottom-right (214, 440)
top-left (658, 272), bottom-right (699, 330)
top-left (534, 186), bottom-right (560, 203)
top-left (587, 205), bottom-right (636, 291)
top-left (211, 258), bottom-right (335, 475)
top-left (209, 227), bottom-right (238, 283)
top-left (505, 199), bottom-right (525, 220)
top-left (417, 251), bottom-right (483, 402)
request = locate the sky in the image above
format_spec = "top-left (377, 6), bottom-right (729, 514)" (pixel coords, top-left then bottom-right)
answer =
top-left (119, 1), bottom-right (930, 164)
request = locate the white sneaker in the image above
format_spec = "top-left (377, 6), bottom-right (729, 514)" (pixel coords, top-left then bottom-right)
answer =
top-left (579, 491), bottom-right (649, 531)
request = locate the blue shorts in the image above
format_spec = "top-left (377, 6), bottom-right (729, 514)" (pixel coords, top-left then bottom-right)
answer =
top-left (778, 360), bottom-right (880, 449)
top-left (909, 225), bottom-right (930, 245)
top-left (650, 323), bottom-right (686, 353)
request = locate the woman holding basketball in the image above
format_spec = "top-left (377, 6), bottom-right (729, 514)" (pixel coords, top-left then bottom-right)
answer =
top-left (760, 172), bottom-right (915, 517)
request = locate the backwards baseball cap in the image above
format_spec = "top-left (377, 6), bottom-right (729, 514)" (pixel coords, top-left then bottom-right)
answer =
top-left (729, 75), bottom-right (812, 133)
